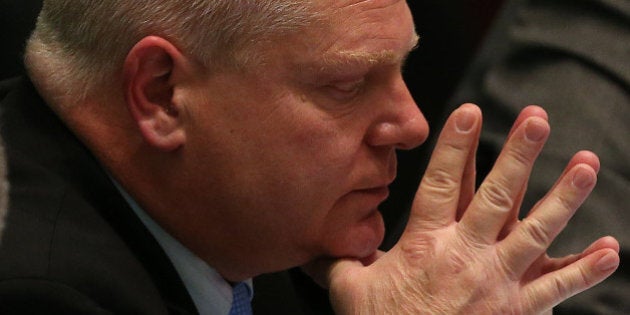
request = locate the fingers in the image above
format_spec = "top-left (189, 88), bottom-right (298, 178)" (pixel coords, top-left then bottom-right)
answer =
top-left (456, 105), bottom-right (547, 222)
top-left (583, 236), bottom-right (620, 254)
top-left (456, 115), bottom-right (480, 221)
top-left (501, 151), bottom-right (600, 241)
top-left (498, 162), bottom-right (599, 276)
top-left (528, 151), bottom-right (600, 211)
top-left (539, 236), bottom-right (620, 274)
top-left (522, 248), bottom-right (619, 313)
top-left (409, 104), bottom-right (481, 229)
top-left (559, 150), bottom-right (600, 173)
top-left (458, 115), bottom-right (550, 244)
top-left (499, 106), bottom-right (550, 238)
top-left (506, 105), bottom-right (548, 139)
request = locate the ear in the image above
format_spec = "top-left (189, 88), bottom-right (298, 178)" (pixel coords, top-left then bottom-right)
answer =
top-left (123, 36), bottom-right (188, 151)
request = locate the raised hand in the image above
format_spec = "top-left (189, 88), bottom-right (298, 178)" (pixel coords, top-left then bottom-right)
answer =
top-left (322, 104), bottom-right (619, 314)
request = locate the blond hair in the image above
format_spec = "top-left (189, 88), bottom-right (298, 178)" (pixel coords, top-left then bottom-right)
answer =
top-left (25, 0), bottom-right (316, 105)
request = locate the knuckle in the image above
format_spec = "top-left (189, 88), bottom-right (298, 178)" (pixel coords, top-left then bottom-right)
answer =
top-left (400, 233), bottom-right (436, 267)
top-left (520, 217), bottom-right (552, 250)
top-left (551, 276), bottom-right (571, 300)
top-left (420, 168), bottom-right (460, 200)
top-left (477, 180), bottom-right (514, 211)
top-left (445, 246), bottom-right (474, 275)
top-left (578, 264), bottom-right (592, 287)
top-left (504, 144), bottom-right (535, 170)
top-left (553, 193), bottom-right (578, 215)
top-left (548, 266), bottom-right (590, 303)
top-left (442, 139), bottom-right (470, 156)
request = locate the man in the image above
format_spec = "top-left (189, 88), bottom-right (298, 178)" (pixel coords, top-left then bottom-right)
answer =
top-left (0, 0), bottom-right (619, 314)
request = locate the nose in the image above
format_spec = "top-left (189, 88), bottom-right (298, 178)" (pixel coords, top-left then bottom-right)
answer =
top-left (364, 78), bottom-right (429, 150)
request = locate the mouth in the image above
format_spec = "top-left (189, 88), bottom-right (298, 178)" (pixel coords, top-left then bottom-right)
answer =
top-left (352, 186), bottom-right (391, 212)
top-left (355, 186), bottom-right (390, 201)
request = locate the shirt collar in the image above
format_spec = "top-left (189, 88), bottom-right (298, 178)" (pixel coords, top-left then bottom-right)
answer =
top-left (112, 180), bottom-right (253, 315)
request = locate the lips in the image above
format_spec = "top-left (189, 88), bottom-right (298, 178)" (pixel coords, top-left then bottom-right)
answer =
top-left (355, 186), bottom-right (390, 200)
top-left (352, 185), bottom-right (391, 210)
top-left (346, 156), bottom-right (397, 212)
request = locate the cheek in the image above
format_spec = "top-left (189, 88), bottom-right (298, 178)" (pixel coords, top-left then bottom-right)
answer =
top-left (272, 112), bottom-right (359, 181)
top-left (249, 124), bottom-right (375, 250)
top-left (192, 88), bottom-right (378, 255)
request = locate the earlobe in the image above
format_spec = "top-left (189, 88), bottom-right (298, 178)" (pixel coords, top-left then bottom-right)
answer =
top-left (123, 36), bottom-right (187, 151)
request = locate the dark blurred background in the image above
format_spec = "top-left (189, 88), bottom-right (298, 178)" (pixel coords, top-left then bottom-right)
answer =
top-left (0, 0), bottom-right (42, 80)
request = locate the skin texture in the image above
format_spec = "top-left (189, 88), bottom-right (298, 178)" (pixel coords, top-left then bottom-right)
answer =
top-left (51, 0), bottom-right (620, 313)
top-left (314, 104), bottom-right (620, 314)
top-left (60, 0), bottom-right (426, 281)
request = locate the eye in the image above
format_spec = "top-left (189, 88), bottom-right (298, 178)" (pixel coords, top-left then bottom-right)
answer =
top-left (325, 78), bottom-right (365, 101)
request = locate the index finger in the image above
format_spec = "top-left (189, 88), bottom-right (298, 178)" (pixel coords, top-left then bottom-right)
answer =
top-left (407, 104), bottom-right (481, 231)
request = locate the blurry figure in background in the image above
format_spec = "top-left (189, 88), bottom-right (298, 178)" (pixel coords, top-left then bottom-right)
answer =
top-left (0, 138), bottom-right (7, 240)
top-left (447, 0), bottom-right (630, 313)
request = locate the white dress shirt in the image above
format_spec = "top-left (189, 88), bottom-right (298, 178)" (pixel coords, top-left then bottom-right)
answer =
top-left (113, 182), bottom-right (253, 315)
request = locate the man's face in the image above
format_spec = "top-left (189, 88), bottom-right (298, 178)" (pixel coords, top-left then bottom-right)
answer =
top-left (180, 0), bottom-right (428, 276)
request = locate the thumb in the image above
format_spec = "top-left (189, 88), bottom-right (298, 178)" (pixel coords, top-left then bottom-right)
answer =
top-left (302, 251), bottom-right (384, 288)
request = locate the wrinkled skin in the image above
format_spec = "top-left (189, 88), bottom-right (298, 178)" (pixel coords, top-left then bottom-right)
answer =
top-left (307, 105), bottom-right (619, 314)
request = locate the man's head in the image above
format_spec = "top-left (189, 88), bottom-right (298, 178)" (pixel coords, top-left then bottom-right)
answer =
top-left (26, 0), bottom-right (429, 281)
top-left (25, 0), bottom-right (317, 105)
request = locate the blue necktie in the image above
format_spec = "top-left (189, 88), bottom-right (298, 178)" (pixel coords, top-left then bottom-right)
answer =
top-left (229, 282), bottom-right (253, 315)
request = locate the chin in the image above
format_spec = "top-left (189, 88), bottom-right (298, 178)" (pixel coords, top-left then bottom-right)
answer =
top-left (330, 210), bottom-right (385, 259)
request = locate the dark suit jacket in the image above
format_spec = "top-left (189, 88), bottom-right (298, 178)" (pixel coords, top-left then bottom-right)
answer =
top-left (0, 77), bottom-right (331, 314)
top-left (0, 77), bottom-right (199, 313)
top-left (447, 0), bottom-right (630, 313)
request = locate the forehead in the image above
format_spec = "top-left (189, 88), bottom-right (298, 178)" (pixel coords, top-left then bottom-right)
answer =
top-left (245, 0), bottom-right (416, 79)
top-left (327, 0), bottom-right (407, 14)
top-left (299, 0), bottom-right (417, 65)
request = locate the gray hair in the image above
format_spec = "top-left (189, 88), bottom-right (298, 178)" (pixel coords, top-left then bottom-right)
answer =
top-left (25, 0), bottom-right (317, 106)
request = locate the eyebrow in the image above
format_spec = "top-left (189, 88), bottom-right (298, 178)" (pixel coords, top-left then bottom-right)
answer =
top-left (313, 32), bottom-right (420, 74)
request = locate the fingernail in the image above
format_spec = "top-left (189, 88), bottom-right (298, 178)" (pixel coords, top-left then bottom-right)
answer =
top-left (596, 252), bottom-right (618, 272)
top-left (525, 119), bottom-right (547, 142)
top-left (573, 167), bottom-right (595, 189)
top-left (455, 108), bottom-right (476, 133)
